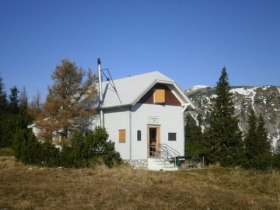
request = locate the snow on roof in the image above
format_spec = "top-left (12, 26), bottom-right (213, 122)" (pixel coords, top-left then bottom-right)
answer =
top-left (99, 71), bottom-right (192, 109)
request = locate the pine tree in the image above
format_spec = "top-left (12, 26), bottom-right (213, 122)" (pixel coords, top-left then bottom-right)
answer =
top-left (18, 87), bottom-right (32, 127)
top-left (8, 86), bottom-right (20, 114)
top-left (0, 75), bottom-right (7, 147)
top-left (19, 87), bottom-right (28, 113)
top-left (273, 143), bottom-right (280, 169)
top-left (0, 75), bottom-right (7, 111)
top-left (206, 67), bottom-right (243, 166)
top-left (36, 59), bottom-right (97, 139)
top-left (244, 109), bottom-right (271, 169)
top-left (256, 114), bottom-right (271, 156)
top-left (244, 108), bottom-right (258, 160)
top-left (185, 113), bottom-right (203, 158)
top-left (0, 85), bottom-right (32, 147)
top-left (0, 87), bottom-right (21, 147)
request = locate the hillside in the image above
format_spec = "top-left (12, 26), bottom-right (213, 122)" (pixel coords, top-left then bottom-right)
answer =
top-left (185, 85), bottom-right (280, 150)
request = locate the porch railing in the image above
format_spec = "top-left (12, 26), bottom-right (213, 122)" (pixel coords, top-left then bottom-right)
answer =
top-left (148, 144), bottom-right (181, 166)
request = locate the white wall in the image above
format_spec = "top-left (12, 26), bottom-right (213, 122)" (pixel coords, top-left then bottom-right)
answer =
top-left (94, 104), bottom-right (185, 161)
top-left (103, 108), bottom-right (131, 160)
top-left (131, 103), bottom-right (185, 159)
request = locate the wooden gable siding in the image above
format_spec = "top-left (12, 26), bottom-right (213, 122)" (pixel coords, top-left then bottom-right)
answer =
top-left (138, 84), bottom-right (181, 106)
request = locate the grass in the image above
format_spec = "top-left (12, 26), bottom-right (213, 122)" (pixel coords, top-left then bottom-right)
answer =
top-left (0, 147), bottom-right (14, 157)
top-left (0, 151), bottom-right (280, 209)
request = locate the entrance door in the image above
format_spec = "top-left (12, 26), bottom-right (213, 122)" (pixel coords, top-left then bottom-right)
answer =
top-left (148, 127), bottom-right (160, 157)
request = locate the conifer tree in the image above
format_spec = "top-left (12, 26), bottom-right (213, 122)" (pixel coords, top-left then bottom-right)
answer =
top-left (19, 87), bottom-right (28, 113)
top-left (0, 75), bottom-right (7, 147)
top-left (185, 113), bottom-right (203, 158)
top-left (206, 67), bottom-right (243, 166)
top-left (18, 87), bottom-right (32, 127)
top-left (0, 75), bottom-right (7, 111)
top-left (8, 86), bottom-right (19, 114)
top-left (0, 84), bottom-right (32, 147)
top-left (1, 87), bottom-right (20, 146)
top-left (256, 114), bottom-right (271, 156)
top-left (244, 108), bottom-right (258, 160)
top-left (36, 59), bottom-right (97, 139)
top-left (244, 109), bottom-right (271, 169)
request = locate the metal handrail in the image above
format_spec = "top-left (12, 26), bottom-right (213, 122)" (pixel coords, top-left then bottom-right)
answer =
top-left (160, 143), bottom-right (180, 157)
top-left (148, 144), bottom-right (181, 166)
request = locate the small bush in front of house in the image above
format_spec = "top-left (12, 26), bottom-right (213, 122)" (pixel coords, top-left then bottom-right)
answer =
top-left (13, 127), bottom-right (122, 168)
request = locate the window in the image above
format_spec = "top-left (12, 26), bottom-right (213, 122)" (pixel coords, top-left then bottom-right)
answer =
top-left (168, 133), bottom-right (176, 141)
top-left (154, 89), bottom-right (165, 104)
top-left (137, 130), bottom-right (141, 141)
top-left (119, 129), bottom-right (126, 143)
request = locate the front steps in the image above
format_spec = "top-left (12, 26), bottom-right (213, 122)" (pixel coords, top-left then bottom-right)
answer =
top-left (147, 158), bottom-right (178, 171)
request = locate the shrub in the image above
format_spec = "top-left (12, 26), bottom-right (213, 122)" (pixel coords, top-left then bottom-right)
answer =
top-left (242, 154), bottom-right (272, 170)
top-left (13, 127), bottom-right (122, 168)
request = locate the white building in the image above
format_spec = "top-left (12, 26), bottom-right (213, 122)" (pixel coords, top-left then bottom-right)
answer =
top-left (92, 70), bottom-right (194, 170)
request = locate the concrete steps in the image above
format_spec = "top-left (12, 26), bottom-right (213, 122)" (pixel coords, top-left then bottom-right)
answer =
top-left (147, 158), bottom-right (178, 171)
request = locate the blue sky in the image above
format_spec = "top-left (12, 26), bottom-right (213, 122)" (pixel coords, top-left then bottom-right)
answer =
top-left (1, 0), bottom-right (280, 100)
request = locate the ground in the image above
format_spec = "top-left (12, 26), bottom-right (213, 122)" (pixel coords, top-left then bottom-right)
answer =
top-left (0, 148), bottom-right (280, 210)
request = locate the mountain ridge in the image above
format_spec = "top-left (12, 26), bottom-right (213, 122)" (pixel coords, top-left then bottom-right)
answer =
top-left (185, 85), bottom-right (280, 151)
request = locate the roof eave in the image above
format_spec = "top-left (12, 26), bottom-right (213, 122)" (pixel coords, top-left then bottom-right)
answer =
top-left (100, 104), bottom-right (131, 110)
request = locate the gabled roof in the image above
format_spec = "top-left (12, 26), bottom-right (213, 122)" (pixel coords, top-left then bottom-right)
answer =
top-left (99, 71), bottom-right (194, 109)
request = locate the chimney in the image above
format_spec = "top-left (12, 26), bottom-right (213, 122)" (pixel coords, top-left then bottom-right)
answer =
top-left (97, 58), bottom-right (103, 102)
top-left (97, 58), bottom-right (104, 128)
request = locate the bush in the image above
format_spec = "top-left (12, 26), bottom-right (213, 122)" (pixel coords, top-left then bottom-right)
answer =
top-left (272, 154), bottom-right (280, 169)
top-left (242, 154), bottom-right (272, 170)
top-left (13, 127), bottom-right (122, 168)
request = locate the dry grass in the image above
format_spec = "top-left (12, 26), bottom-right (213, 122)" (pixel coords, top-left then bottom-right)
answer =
top-left (0, 154), bottom-right (280, 210)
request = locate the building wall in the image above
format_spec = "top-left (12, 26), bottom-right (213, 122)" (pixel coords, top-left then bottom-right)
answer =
top-left (103, 108), bottom-right (131, 160)
top-left (92, 104), bottom-right (185, 161)
top-left (130, 103), bottom-right (185, 160)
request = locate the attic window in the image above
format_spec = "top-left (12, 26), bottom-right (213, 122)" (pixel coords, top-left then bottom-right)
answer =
top-left (154, 89), bottom-right (165, 104)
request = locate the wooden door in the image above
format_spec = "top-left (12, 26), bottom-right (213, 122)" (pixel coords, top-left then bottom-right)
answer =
top-left (148, 127), bottom-right (160, 157)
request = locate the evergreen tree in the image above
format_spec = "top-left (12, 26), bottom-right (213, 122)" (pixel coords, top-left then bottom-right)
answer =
top-left (8, 86), bottom-right (20, 114)
top-left (244, 108), bottom-right (258, 160)
top-left (19, 87), bottom-right (28, 113)
top-left (244, 109), bottom-right (271, 169)
top-left (1, 86), bottom-right (21, 147)
top-left (256, 114), bottom-right (271, 156)
top-left (0, 75), bottom-right (7, 147)
top-left (0, 75), bottom-right (7, 111)
top-left (273, 142), bottom-right (280, 169)
top-left (18, 87), bottom-right (32, 127)
top-left (185, 113), bottom-right (203, 158)
top-left (0, 85), bottom-right (31, 147)
top-left (205, 67), bottom-right (243, 166)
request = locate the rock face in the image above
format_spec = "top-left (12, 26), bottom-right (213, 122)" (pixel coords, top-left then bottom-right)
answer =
top-left (185, 85), bottom-right (280, 150)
